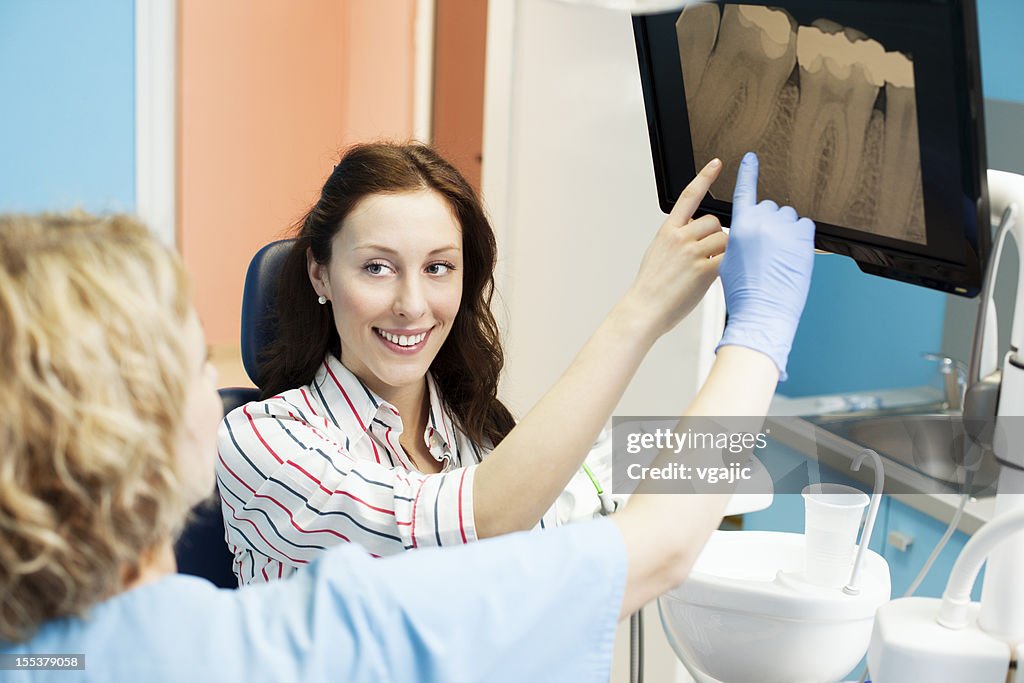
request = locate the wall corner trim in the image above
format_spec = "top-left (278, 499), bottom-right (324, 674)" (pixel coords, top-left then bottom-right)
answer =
top-left (135, 0), bottom-right (177, 246)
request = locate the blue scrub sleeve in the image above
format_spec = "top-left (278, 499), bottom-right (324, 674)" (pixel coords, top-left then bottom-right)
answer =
top-left (233, 517), bottom-right (628, 683)
top-left (0, 519), bottom-right (626, 682)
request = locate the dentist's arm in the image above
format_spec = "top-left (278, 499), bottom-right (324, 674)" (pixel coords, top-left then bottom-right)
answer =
top-left (613, 152), bottom-right (816, 617)
top-left (473, 160), bottom-right (729, 538)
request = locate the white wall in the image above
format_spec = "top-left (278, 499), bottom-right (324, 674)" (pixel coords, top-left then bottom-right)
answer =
top-left (481, 2), bottom-right (715, 681)
top-left (482, 0), bottom-right (717, 419)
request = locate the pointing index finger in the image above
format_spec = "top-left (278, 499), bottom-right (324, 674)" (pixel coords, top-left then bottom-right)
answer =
top-left (667, 158), bottom-right (722, 227)
top-left (732, 152), bottom-right (759, 211)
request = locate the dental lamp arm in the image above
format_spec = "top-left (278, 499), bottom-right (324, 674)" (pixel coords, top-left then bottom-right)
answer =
top-left (984, 171), bottom-right (1024, 363)
top-left (967, 202), bottom-right (1016, 391)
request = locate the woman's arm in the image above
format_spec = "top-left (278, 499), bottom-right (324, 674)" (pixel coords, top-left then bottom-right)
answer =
top-left (611, 346), bottom-right (777, 617)
top-left (473, 159), bottom-right (729, 538)
top-left (612, 152), bottom-right (816, 617)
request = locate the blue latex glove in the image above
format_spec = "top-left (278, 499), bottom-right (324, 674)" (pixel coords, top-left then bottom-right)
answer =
top-left (716, 152), bottom-right (815, 381)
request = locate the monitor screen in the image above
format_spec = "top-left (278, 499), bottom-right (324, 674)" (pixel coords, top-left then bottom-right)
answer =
top-left (634, 0), bottom-right (989, 295)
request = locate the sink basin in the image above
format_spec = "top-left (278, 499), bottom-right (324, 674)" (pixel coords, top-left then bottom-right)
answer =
top-left (810, 413), bottom-right (1000, 494)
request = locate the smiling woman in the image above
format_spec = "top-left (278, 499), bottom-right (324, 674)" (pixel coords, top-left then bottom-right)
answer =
top-left (218, 143), bottom-right (522, 583)
top-left (308, 189), bottom-right (466, 474)
top-left (215, 141), bottom-right (733, 585)
top-left (308, 190), bottom-right (464, 417)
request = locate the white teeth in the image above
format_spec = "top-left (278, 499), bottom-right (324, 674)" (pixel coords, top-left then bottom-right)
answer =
top-left (377, 329), bottom-right (427, 347)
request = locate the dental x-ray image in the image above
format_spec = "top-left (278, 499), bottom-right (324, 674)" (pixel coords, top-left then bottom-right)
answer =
top-left (677, 4), bottom-right (927, 245)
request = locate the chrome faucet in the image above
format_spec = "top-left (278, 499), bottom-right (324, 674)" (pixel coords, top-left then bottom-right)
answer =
top-left (923, 353), bottom-right (968, 411)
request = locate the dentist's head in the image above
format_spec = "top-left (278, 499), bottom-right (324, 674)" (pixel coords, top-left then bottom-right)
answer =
top-left (260, 143), bottom-right (514, 447)
top-left (0, 213), bottom-right (221, 642)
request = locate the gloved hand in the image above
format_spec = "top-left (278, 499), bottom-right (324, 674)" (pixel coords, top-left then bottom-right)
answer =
top-left (716, 152), bottom-right (815, 381)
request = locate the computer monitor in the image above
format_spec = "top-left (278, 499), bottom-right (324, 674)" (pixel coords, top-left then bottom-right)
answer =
top-left (633, 0), bottom-right (989, 295)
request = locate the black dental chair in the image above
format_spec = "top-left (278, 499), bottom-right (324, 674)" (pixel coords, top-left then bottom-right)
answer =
top-left (174, 238), bottom-right (297, 588)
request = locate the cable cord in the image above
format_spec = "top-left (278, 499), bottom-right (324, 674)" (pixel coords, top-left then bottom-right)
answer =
top-left (630, 609), bottom-right (644, 683)
top-left (902, 492), bottom-right (970, 598)
top-left (582, 462), bottom-right (641, 680)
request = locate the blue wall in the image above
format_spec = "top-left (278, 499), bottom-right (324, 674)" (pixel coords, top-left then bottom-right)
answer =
top-left (782, 0), bottom-right (1024, 397)
top-left (783, 257), bottom-right (947, 396)
top-left (977, 0), bottom-right (1024, 103)
top-left (0, 0), bottom-right (135, 213)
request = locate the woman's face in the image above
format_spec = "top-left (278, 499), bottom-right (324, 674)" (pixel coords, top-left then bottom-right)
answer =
top-left (309, 189), bottom-right (464, 400)
top-left (176, 311), bottom-right (221, 505)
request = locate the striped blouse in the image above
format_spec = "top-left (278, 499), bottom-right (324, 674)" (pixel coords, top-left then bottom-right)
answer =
top-left (216, 354), bottom-right (559, 585)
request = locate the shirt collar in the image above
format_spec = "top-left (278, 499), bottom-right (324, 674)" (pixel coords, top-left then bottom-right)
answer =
top-left (425, 373), bottom-right (456, 458)
top-left (314, 355), bottom-right (456, 457)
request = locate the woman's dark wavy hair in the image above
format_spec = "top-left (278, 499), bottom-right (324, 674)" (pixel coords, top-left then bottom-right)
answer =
top-left (258, 142), bottom-right (515, 447)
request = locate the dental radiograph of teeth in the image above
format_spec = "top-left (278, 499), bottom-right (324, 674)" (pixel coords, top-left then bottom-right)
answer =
top-left (677, 5), bottom-right (926, 244)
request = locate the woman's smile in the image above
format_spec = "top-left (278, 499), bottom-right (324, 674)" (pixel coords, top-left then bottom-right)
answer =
top-left (374, 326), bottom-right (433, 354)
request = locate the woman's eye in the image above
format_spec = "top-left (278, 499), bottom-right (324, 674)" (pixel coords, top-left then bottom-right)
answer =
top-left (365, 261), bottom-right (391, 276)
top-left (427, 262), bottom-right (455, 276)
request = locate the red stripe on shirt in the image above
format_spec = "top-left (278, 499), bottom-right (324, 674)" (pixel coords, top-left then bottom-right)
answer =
top-left (325, 361), bottom-right (383, 465)
top-left (220, 454), bottom-right (356, 547)
top-left (243, 404), bottom-right (283, 464)
top-left (283, 460), bottom-right (396, 515)
top-left (220, 493), bottom-right (305, 565)
top-left (251, 489), bottom-right (352, 542)
top-left (383, 428), bottom-right (403, 469)
top-left (220, 451), bottom-right (389, 535)
top-left (285, 408), bottom-right (348, 457)
top-left (236, 412), bottom-right (394, 516)
top-left (457, 468), bottom-right (468, 544)
top-left (300, 388), bottom-right (332, 431)
top-left (410, 479), bottom-right (426, 549)
top-left (299, 388), bottom-right (317, 416)
top-left (219, 451), bottom-right (255, 493)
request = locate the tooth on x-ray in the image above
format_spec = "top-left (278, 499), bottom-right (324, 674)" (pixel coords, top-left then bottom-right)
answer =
top-left (677, 5), bottom-right (926, 244)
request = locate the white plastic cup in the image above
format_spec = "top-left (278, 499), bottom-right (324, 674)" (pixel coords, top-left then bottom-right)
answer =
top-left (801, 483), bottom-right (870, 587)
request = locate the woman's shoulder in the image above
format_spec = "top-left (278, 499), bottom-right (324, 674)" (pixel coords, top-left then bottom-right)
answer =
top-left (219, 381), bottom-right (335, 441)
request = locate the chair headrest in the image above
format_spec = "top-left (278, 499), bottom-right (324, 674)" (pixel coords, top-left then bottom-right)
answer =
top-left (240, 238), bottom-right (296, 387)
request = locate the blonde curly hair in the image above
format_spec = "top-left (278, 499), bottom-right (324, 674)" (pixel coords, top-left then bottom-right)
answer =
top-left (0, 213), bottom-right (193, 642)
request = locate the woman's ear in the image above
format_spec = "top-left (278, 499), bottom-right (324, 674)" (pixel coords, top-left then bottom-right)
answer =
top-left (307, 247), bottom-right (329, 299)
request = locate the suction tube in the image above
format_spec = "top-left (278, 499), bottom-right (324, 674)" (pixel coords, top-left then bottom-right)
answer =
top-left (844, 449), bottom-right (884, 595)
top-left (937, 506), bottom-right (1024, 630)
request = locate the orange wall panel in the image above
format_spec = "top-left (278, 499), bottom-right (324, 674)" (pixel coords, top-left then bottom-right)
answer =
top-left (179, 0), bottom-right (416, 346)
top-left (432, 0), bottom-right (488, 190)
top-left (342, 2), bottom-right (418, 143)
